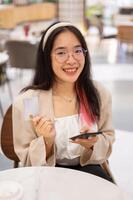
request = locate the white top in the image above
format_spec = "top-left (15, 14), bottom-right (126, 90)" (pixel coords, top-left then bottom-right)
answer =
top-left (54, 114), bottom-right (97, 166)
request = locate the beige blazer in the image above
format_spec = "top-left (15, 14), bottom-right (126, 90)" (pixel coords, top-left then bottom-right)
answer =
top-left (12, 81), bottom-right (115, 178)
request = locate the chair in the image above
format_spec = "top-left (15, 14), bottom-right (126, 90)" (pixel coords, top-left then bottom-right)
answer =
top-left (117, 25), bottom-right (133, 45)
top-left (1, 105), bottom-right (19, 168)
top-left (5, 40), bottom-right (38, 71)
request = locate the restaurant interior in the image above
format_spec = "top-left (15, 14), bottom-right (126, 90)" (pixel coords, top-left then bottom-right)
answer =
top-left (0, 0), bottom-right (133, 199)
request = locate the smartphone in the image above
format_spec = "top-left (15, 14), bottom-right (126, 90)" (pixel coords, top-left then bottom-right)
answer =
top-left (70, 131), bottom-right (102, 140)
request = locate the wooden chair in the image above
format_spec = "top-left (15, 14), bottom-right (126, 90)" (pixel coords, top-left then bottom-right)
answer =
top-left (117, 25), bottom-right (133, 44)
top-left (1, 105), bottom-right (20, 168)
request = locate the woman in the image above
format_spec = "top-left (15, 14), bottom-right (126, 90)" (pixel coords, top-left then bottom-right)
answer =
top-left (13, 22), bottom-right (115, 182)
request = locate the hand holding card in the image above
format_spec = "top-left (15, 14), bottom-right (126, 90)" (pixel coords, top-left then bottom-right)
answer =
top-left (23, 96), bottom-right (39, 120)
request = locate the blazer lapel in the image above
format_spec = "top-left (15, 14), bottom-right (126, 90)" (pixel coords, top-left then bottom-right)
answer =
top-left (38, 89), bottom-right (54, 121)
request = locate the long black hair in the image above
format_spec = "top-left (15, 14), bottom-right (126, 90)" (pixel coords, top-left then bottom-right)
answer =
top-left (23, 22), bottom-right (101, 121)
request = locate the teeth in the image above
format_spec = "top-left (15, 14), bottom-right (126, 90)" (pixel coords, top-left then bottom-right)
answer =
top-left (64, 68), bottom-right (77, 72)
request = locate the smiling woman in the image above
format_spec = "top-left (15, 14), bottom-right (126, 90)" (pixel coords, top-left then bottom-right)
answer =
top-left (12, 21), bottom-right (115, 183)
top-left (51, 31), bottom-right (85, 84)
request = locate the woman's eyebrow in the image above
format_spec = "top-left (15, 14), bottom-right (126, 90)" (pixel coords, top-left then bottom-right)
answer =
top-left (54, 45), bottom-right (82, 51)
top-left (54, 47), bottom-right (66, 51)
top-left (74, 45), bottom-right (82, 48)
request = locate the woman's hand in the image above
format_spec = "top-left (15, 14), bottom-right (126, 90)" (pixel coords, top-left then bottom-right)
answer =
top-left (71, 126), bottom-right (98, 150)
top-left (31, 115), bottom-right (55, 142)
top-left (31, 115), bottom-right (55, 158)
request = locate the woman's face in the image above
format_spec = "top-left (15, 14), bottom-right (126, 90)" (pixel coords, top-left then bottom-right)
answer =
top-left (51, 30), bottom-right (85, 85)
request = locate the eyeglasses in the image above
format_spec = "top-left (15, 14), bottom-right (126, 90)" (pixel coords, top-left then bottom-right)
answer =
top-left (53, 47), bottom-right (87, 63)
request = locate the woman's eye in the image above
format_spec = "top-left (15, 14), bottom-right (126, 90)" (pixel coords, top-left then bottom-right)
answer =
top-left (56, 51), bottom-right (66, 55)
top-left (75, 49), bottom-right (82, 54)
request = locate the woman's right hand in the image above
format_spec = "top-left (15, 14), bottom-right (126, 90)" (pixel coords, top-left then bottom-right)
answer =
top-left (31, 115), bottom-right (55, 158)
top-left (31, 115), bottom-right (55, 142)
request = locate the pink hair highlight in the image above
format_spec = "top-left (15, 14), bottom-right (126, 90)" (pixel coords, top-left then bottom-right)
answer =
top-left (76, 86), bottom-right (96, 126)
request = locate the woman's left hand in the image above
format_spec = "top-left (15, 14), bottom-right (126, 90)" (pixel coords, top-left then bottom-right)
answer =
top-left (71, 136), bottom-right (98, 150)
top-left (70, 125), bottom-right (98, 150)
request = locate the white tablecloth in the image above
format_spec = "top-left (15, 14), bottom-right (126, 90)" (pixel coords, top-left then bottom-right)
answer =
top-left (0, 166), bottom-right (132, 200)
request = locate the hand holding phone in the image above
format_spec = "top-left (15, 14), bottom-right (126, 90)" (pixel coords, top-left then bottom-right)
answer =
top-left (70, 131), bottom-right (102, 141)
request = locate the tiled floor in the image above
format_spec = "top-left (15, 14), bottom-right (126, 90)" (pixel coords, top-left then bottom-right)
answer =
top-left (0, 27), bottom-right (133, 195)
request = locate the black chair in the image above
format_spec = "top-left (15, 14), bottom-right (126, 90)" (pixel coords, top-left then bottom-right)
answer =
top-left (5, 40), bottom-right (38, 71)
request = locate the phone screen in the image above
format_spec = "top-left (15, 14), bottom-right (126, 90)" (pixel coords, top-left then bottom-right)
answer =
top-left (70, 131), bottom-right (102, 140)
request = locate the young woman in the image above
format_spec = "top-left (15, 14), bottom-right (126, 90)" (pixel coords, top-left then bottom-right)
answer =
top-left (13, 22), bottom-right (115, 182)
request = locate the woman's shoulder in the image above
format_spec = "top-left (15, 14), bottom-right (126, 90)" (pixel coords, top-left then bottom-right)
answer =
top-left (12, 89), bottom-right (39, 109)
top-left (13, 89), bottom-right (51, 108)
top-left (14, 89), bottom-right (39, 101)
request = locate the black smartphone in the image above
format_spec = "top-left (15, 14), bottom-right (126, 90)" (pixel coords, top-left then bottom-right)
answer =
top-left (69, 131), bottom-right (102, 140)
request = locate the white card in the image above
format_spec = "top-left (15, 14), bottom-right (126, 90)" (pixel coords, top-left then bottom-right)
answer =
top-left (23, 96), bottom-right (39, 120)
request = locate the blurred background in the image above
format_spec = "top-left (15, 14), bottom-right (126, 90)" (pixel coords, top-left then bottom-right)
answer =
top-left (0, 0), bottom-right (133, 195)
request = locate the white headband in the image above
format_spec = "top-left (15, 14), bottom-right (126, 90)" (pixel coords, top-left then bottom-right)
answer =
top-left (42, 22), bottom-right (74, 51)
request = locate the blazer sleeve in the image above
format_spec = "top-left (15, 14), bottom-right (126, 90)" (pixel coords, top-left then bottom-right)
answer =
top-left (12, 93), bottom-right (55, 167)
top-left (80, 82), bottom-right (115, 166)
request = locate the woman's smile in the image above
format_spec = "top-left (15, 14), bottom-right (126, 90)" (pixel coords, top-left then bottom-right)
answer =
top-left (63, 67), bottom-right (78, 74)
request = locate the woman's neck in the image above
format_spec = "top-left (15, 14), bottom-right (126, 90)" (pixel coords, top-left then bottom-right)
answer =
top-left (53, 82), bottom-right (76, 97)
top-left (52, 82), bottom-right (79, 117)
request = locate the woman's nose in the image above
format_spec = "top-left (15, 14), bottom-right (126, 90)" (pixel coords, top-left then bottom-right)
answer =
top-left (66, 53), bottom-right (77, 64)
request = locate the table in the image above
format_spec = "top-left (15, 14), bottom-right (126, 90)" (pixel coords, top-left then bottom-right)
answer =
top-left (0, 167), bottom-right (132, 200)
top-left (114, 13), bottom-right (133, 26)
